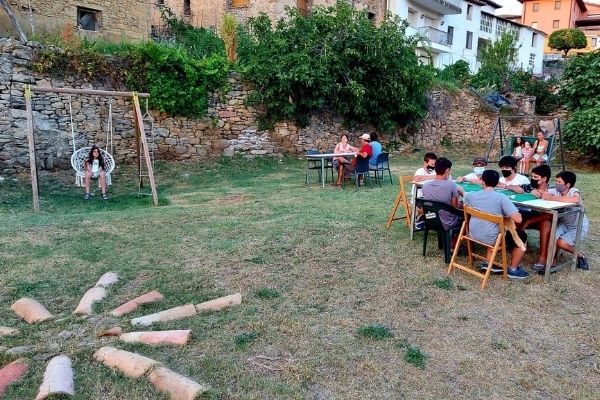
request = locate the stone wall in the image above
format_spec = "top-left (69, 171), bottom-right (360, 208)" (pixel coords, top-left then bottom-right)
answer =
top-left (0, 0), bottom-right (151, 42)
top-left (0, 39), bottom-right (538, 178)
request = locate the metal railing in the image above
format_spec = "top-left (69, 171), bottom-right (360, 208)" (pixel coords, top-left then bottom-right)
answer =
top-left (418, 26), bottom-right (450, 46)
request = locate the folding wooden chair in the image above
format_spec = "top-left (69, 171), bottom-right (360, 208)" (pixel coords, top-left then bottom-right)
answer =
top-left (447, 205), bottom-right (509, 290)
top-left (386, 175), bottom-right (413, 229)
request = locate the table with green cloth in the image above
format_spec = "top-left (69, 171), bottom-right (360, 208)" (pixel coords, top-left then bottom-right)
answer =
top-left (457, 182), bottom-right (537, 202)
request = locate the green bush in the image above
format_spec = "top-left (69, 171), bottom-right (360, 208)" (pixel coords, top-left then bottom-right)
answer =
top-left (437, 60), bottom-right (471, 86)
top-left (510, 70), bottom-right (561, 115)
top-left (561, 50), bottom-right (600, 155)
top-left (238, 2), bottom-right (432, 132)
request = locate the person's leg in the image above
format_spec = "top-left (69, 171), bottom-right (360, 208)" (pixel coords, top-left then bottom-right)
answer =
top-left (536, 219), bottom-right (551, 265)
top-left (507, 230), bottom-right (529, 278)
top-left (84, 170), bottom-right (92, 198)
top-left (99, 171), bottom-right (107, 195)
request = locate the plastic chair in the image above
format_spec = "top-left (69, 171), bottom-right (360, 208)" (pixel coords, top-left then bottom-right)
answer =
top-left (353, 156), bottom-right (372, 190)
top-left (418, 199), bottom-right (463, 264)
top-left (324, 149), bottom-right (335, 183)
top-left (71, 147), bottom-right (115, 187)
top-left (447, 205), bottom-right (508, 290)
top-left (305, 150), bottom-right (323, 184)
top-left (386, 175), bottom-right (413, 229)
top-left (369, 152), bottom-right (392, 187)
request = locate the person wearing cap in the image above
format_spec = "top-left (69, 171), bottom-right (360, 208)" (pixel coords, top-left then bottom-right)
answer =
top-left (456, 157), bottom-right (487, 185)
top-left (334, 133), bottom-right (372, 186)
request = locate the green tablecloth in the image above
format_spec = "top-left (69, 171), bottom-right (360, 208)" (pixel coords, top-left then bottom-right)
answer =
top-left (457, 182), bottom-right (537, 202)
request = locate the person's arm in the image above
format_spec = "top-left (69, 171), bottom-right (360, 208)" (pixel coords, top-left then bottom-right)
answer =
top-left (506, 184), bottom-right (525, 194)
top-left (334, 143), bottom-right (341, 153)
top-left (84, 159), bottom-right (91, 172)
top-left (510, 211), bottom-right (523, 224)
top-left (542, 191), bottom-right (580, 203)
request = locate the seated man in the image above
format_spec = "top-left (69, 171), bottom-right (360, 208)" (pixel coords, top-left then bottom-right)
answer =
top-left (522, 164), bottom-right (553, 271)
top-left (456, 157), bottom-right (487, 185)
top-left (542, 170), bottom-right (590, 271)
top-left (421, 157), bottom-right (463, 231)
top-left (464, 170), bottom-right (530, 279)
top-left (368, 132), bottom-right (382, 168)
top-left (335, 133), bottom-right (372, 186)
top-left (497, 155), bottom-right (530, 193)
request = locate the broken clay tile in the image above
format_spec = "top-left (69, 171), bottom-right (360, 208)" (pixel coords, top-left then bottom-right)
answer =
top-left (119, 330), bottom-right (191, 346)
top-left (93, 346), bottom-right (159, 378)
top-left (35, 355), bottom-right (75, 400)
top-left (0, 327), bottom-right (19, 337)
top-left (73, 287), bottom-right (107, 315)
top-left (0, 358), bottom-right (29, 396)
top-left (195, 293), bottom-right (241, 313)
top-left (130, 304), bottom-right (197, 327)
top-left (10, 298), bottom-right (54, 323)
top-left (95, 272), bottom-right (119, 288)
top-left (96, 326), bottom-right (123, 338)
top-left (110, 291), bottom-right (165, 317)
top-left (147, 366), bottom-right (210, 400)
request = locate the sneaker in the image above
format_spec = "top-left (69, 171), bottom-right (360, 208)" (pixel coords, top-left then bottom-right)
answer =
top-left (414, 220), bottom-right (425, 230)
top-left (508, 266), bottom-right (529, 279)
top-left (531, 263), bottom-right (545, 273)
top-left (83, 193), bottom-right (91, 200)
top-left (478, 262), bottom-right (503, 273)
top-left (102, 193), bottom-right (109, 200)
top-left (537, 266), bottom-right (557, 276)
top-left (576, 256), bottom-right (589, 271)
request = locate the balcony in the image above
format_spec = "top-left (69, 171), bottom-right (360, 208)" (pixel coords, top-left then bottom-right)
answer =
top-left (410, 0), bottom-right (462, 15)
top-left (418, 26), bottom-right (450, 46)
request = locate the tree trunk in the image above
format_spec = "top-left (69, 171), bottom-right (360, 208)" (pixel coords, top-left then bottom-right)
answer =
top-left (0, 0), bottom-right (28, 42)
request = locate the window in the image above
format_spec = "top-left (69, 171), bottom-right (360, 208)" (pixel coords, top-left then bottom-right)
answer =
top-left (553, 20), bottom-right (559, 28)
top-left (593, 37), bottom-right (597, 47)
top-left (297, 0), bottom-right (308, 16)
top-left (533, 3), bottom-right (539, 11)
top-left (231, 0), bottom-right (248, 7)
top-left (183, 0), bottom-right (191, 16)
top-left (532, 32), bottom-right (538, 46)
top-left (496, 19), bottom-right (508, 36)
top-left (447, 26), bottom-right (454, 45)
top-left (77, 7), bottom-right (100, 31)
top-left (466, 4), bottom-right (473, 20)
top-left (532, 22), bottom-right (538, 29)
top-left (408, 9), bottom-right (418, 26)
top-left (529, 53), bottom-right (535, 69)
top-left (555, 1), bottom-right (561, 10)
top-left (466, 31), bottom-right (473, 49)
top-left (480, 13), bottom-right (493, 33)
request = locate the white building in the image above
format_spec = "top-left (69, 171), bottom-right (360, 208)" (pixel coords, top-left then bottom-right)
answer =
top-left (387, 0), bottom-right (545, 74)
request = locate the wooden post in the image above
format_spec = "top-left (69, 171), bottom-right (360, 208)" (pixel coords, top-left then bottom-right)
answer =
top-left (24, 85), bottom-right (40, 212)
top-left (0, 0), bottom-right (27, 42)
top-left (132, 93), bottom-right (159, 206)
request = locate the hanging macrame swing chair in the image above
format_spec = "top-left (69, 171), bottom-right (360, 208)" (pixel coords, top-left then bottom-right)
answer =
top-left (68, 96), bottom-right (116, 187)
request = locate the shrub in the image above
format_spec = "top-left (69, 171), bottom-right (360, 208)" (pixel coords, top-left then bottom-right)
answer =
top-left (510, 70), bottom-right (561, 115)
top-left (437, 60), bottom-right (471, 86)
top-left (239, 2), bottom-right (432, 132)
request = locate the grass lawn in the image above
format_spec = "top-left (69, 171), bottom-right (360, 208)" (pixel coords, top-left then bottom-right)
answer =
top-left (1, 150), bottom-right (599, 399)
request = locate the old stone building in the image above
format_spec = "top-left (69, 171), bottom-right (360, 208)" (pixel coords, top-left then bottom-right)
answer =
top-left (151, 0), bottom-right (387, 34)
top-left (0, 0), bottom-right (151, 42)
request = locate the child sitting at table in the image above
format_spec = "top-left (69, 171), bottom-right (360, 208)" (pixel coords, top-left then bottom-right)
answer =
top-left (456, 157), bottom-right (487, 185)
top-left (542, 170), bottom-right (590, 270)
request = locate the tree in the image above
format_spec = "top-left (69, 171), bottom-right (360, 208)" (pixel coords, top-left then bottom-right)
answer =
top-left (471, 32), bottom-right (519, 89)
top-left (548, 28), bottom-right (587, 57)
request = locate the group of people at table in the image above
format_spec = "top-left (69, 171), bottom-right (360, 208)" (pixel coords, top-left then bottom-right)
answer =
top-left (332, 132), bottom-right (382, 186)
top-left (413, 151), bottom-right (589, 280)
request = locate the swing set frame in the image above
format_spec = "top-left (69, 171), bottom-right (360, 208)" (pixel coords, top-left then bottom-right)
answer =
top-left (23, 85), bottom-right (159, 212)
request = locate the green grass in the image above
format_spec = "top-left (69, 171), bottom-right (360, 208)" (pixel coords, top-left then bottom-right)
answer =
top-left (1, 151), bottom-right (599, 398)
top-left (357, 324), bottom-right (394, 340)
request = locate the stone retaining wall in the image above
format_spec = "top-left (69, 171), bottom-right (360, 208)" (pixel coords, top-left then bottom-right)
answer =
top-left (0, 38), bottom-right (537, 177)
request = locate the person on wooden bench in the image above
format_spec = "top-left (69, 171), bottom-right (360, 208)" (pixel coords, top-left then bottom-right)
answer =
top-left (541, 170), bottom-right (590, 271)
top-left (464, 169), bottom-right (530, 279)
top-left (83, 145), bottom-right (108, 200)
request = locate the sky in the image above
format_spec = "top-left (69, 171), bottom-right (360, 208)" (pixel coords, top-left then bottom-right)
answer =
top-left (494, 0), bottom-right (523, 16)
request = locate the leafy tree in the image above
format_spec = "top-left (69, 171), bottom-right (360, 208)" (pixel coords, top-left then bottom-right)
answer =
top-left (220, 14), bottom-right (238, 62)
top-left (510, 70), bottom-right (561, 115)
top-left (561, 50), bottom-right (600, 155)
top-left (238, 2), bottom-right (432, 132)
top-left (437, 60), bottom-right (471, 86)
top-left (471, 32), bottom-right (519, 89)
top-left (548, 28), bottom-right (587, 57)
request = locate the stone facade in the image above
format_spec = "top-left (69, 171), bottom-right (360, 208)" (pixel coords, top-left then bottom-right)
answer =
top-left (0, 0), bottom-right (151, 42)
top-left (151, 0), bottom-right (386, 32)
top-left (0, 39), bottom-right (538, 178)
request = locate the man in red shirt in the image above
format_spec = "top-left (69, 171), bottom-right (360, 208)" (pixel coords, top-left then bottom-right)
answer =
top-left (335, 133), bottom-right (372, 186)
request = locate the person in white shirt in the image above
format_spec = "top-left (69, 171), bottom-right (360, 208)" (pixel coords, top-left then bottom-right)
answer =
top-left (411, 152), bottom-right (438, 229)
top-left (84, 145), bottom-right (108, 200)
top-left (497, 155), bottom-right (530, 193)
top-left (456, 157), bottom-right (487, 185)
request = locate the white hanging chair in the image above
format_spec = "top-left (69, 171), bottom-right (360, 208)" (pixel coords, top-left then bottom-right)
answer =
top-left (67, 95), bottom-right (116, 187)
top-left (71, 147), bottom-right (115, 187)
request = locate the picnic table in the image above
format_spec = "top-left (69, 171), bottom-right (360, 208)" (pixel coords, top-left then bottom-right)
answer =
top-left (410, 180), bottom-right (584, 282)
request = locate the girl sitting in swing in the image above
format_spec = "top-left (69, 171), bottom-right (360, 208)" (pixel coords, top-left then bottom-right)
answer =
top-left (84, 145), bottom-right (108, 200)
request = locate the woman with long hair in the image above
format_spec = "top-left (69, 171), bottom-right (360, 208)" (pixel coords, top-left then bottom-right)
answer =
top-left (83, 145), bottom-right (108, 200)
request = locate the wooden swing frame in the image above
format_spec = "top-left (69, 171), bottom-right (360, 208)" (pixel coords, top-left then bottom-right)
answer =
top-left (24, 85), bottom-right (159, 212)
